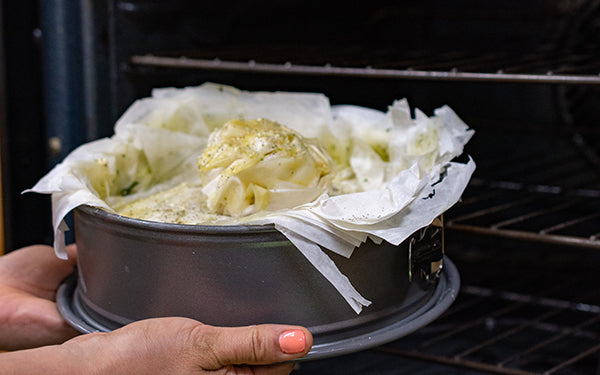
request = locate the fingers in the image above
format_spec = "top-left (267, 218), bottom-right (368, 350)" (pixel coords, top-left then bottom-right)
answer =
top-left (190, 324), bottom-right (313, 369)
top-left (65, 243), bottom-right (78, 264)
top-left (92, 318), bottom-right (310, 374)
top-left (0, 245), bottom-right (76, 299)
top-left (0, 291), bottom-right (80, 350)
top-left (0, 245), bottom-right (74, 299)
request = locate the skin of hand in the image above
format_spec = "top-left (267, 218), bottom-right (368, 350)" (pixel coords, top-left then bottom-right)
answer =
top-left (61, 318), bottom-right (312, 374)
top-left (0, 244), bottom-right (80, 350)
top-left (0, 245), bottom-right (314, 374)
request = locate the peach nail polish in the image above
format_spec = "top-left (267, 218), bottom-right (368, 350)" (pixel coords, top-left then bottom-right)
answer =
top-left (279, 330), bottom-right (306, 354)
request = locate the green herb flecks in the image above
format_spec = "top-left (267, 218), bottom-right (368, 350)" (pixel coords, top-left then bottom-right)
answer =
top-left (120, 181), bottom-right (139, 196)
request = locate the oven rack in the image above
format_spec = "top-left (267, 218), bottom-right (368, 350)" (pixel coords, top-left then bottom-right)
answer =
top-left (129, 46), bottom-right (600, 85)
top-left (444, 107), bottom-right (600, 250)
top-left (446, 181), bottom-right (600, 250)
top-left (370, 234), bottom-right (600, 375)
top-left (375, 284), bottom-right (600, 375)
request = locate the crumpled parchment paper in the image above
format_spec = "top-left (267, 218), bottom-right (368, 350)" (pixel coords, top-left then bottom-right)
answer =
top-left (28, 83), bottom-right (475, 314)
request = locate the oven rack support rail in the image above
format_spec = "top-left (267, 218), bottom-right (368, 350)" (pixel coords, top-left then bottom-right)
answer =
top-left (130, 50), bottom-right (600, 85)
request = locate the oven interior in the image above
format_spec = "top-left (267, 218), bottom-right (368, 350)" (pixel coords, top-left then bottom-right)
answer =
top-left (2, 0), bottom-right (600, 373)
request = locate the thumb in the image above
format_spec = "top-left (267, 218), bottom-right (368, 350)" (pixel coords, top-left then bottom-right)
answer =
top-left (194, 324), bottom-right (313, 368)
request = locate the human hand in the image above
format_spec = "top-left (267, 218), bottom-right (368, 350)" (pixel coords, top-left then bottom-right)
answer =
top-left (49, 318), bottom-right (312, 374)
top-left (0, 244), bottom-right (80, 350)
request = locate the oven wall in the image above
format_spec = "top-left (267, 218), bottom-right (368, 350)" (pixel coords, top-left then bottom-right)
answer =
top-left (1, 0), bottom-right (50, 251)
top-left (87, 0), bottom-right (571, 128)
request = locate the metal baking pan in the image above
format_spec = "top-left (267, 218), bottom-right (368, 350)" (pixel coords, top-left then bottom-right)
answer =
top-left (57, 205), bottom-right (458, 359)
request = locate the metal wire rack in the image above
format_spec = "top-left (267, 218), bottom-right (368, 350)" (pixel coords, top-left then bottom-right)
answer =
top-left (376, 285), bottom-right (600, 375)
top-left (400, 121), bottom-right (600, 372)
top-left (130, 46), bottom-right (600, 85)
top-left (446, 182), bottom-right (600, 249)
top-left (446, 108), bottom-right (600, 249)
